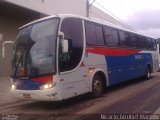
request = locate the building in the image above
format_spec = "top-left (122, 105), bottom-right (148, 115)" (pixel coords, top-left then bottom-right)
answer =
top-left (0, 0), bottom-right (133, 76)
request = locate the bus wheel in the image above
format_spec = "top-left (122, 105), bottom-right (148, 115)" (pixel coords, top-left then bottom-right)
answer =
top-left (91, 75), bottom-right (103, 98)
top-left (145, 66), bottom-right (151, 80)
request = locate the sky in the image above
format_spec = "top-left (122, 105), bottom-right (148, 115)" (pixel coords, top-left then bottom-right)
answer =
top-left (93, 0), bottom-right (160, 38)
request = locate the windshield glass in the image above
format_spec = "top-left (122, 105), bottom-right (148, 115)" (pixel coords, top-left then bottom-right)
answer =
top-left (12, 18), bottom-right (59, 78)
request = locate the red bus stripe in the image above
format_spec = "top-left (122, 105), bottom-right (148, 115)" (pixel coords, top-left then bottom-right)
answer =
top-left (86, 47), bottom-right (140, 56)
top-left (32, 76), bottom-right (53, 82)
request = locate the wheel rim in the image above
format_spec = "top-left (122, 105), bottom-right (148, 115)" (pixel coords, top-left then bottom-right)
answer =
top-left (147, 71), bottom-right (151, 78)
top-left (93, 79), bottom-right (102, 93)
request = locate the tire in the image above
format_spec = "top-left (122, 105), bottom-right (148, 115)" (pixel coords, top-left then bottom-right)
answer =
top-left (145, 66), bottom-right (151, 80)
top-left (91, 75), bottom-right (103, 98)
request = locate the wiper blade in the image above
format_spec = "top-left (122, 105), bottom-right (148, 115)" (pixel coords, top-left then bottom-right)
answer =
top-left (14, 49), bottom-right (25, 77)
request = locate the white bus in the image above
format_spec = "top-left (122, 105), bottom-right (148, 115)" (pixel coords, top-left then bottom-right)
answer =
top-left (4, 14), bottom-right (159, 101)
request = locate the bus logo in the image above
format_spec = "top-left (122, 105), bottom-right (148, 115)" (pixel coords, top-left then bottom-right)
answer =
top-left (135, 55), bottom-right (144, 60)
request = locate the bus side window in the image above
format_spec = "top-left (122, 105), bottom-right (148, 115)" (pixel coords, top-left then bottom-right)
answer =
top-left (95, 25), bottom-right (104, 45)
top-left (153, 39), bottom-right (157, 50)
top-left (60, 18), bottom-right (83, 72)
top-left (131, 34), bottom-right (139, 48)
top-left (112, 29), bottom-right (119, 47)
top-left (147, 38), bottom-right (152, 50)
top-left (85, 22), bottom-right (104, 45)
top-left (85, 23), bottom-right (97, 45)
top-left (104, 27), bottom-right (119, 47)
top-left (139, 36), bottom-right (147, 49)
top-left (119, 31), bottom-right (131, 47)
top-left (143, 37), bottom-right (147, 49)
top-left (104, 27), bottom-right (113, 46)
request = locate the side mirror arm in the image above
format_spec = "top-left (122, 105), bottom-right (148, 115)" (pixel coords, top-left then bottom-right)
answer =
top-left (2, 41), bottom-right (14, 59)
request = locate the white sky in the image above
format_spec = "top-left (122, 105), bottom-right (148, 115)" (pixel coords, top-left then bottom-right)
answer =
top-left (93, 0), bottom-right (160, 38)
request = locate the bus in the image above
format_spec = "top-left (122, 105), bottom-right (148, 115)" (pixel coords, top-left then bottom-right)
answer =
top-left (4, 14), bottom-right (159, 101)
top-left (156, 42), bottom-right (160, 71)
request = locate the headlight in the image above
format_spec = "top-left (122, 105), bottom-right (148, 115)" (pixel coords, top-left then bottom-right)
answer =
top-left (40, 83), bottom-right (56, 90)
top-left (11, 84), bottom-right (16, 90)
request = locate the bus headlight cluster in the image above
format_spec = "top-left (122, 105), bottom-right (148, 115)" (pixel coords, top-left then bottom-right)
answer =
top-left (11, 84), bottom-right (16, 90)
top-left (40, 83), bottom-right (56, 90)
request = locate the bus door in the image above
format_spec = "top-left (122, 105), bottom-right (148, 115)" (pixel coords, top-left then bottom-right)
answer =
top-left (58, 18), bottom-right (89, 99)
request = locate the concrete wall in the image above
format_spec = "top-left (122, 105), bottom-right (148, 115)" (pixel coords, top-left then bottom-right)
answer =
top-left (0, 15), bottom-right (23, 76)
top-left (5, 0), bottom-right (133, 30)
top-left (0, 2), bottom-right (41, 76)
top-left (5, 0), bottom-right (86, 16)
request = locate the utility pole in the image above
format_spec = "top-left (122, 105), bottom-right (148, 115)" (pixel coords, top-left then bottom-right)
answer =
top-left (86, 0), bottom-right (90, 17)
top-left (86, 0), bottom-right (95, 17)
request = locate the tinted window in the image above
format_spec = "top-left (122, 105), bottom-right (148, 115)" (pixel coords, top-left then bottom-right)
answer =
top-left (95, 25), bottom-right (104, 45)
top-left (112, 29), bottom-right (119, 47)
top-left (119, 31), bottom-right (131, 47)
top-left (130, 34), bottom-right (139, 48)
top-left (85, 23), bottom-right (96, 44)
top-left (85, 22), bottom-right (104, 45)
top-left (152, 39), bottom-right (157, 50)
top-left (104, 27), bottom-right (119, 47)
top-left (139, 36), bottom-right (147, 48)
top-left (60, 18), bottom-right (83, 72)
top-left (104, 27), bottom-right (113, 46)
top-left (147, 38), bottom-right (152, 49)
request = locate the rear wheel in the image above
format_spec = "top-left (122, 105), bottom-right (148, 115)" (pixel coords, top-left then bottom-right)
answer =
top-left (145, 66), bottom-right (151, 80)
top-left (91, 75), bottom-right (103, 98)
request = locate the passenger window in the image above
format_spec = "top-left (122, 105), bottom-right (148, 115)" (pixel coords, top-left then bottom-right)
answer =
top-left (85, 22), bottom-right (104, 45)
top-left (139, 36), bottom-right (147, 49)
top-left (119, 31), bottom-right (131, 47)
top-left (104, 27), bottom-right (119, 47)
top-left (112, 29), bottom-right (119, 47)
top-left (104, 27), bottom-right (113, 46)
top-left (95, 25), bottom-right (104, 45)
top-left (85, 23), bottom-right (97, 45)
top-left (130, 34), bottom-right (139, 48)
top-left (147, 38), bottom-right (152, 49)
top-left (152, 39), bottom-right (157, 50)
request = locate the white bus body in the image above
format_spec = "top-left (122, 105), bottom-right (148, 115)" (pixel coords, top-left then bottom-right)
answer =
top-left (10, 14), bottom-right (158, 101)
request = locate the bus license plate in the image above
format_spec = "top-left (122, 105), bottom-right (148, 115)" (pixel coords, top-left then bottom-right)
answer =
top-left (23, 93), bottom-right (31, 99)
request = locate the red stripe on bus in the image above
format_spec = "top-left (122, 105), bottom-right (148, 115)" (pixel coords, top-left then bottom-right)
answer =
top-left (86, 47), bottom-right (140, 56)
top-left (32, 76), bottom-right (53, 82)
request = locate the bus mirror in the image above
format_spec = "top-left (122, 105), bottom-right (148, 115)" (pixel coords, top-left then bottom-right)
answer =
top-left (2, 41), bottom-right (14, 59)
top-left (2, 44), bottom-right (5, 59)
top-left (58, 32), bottom-right (64, 40)
top-left (62, 39), bottom-right (69, 53)
top-left (0, 33), bottom-right (4, 41)
top-left (58, 32), bottom-right (69, 53)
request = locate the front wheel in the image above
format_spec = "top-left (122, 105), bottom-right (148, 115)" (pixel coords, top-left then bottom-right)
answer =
top-left (91, 75), bottom-right (103, 98)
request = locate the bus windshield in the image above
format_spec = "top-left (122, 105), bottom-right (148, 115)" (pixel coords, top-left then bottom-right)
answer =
top-left (12, 18), bottom-right (59, 78)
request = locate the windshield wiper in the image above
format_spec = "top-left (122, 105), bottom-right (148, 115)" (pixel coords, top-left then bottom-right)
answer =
top-left (14, 49), bottom-right (25, 77)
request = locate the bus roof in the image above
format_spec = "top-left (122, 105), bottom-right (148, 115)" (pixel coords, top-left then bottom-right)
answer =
top-left (19, 14), bottom-right (154, 38)
top-left (19, 14), bottom-right (132, 31)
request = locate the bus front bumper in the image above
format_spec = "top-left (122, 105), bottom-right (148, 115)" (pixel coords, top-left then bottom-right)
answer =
top-left (11, 88), bottom-right (63, 101)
